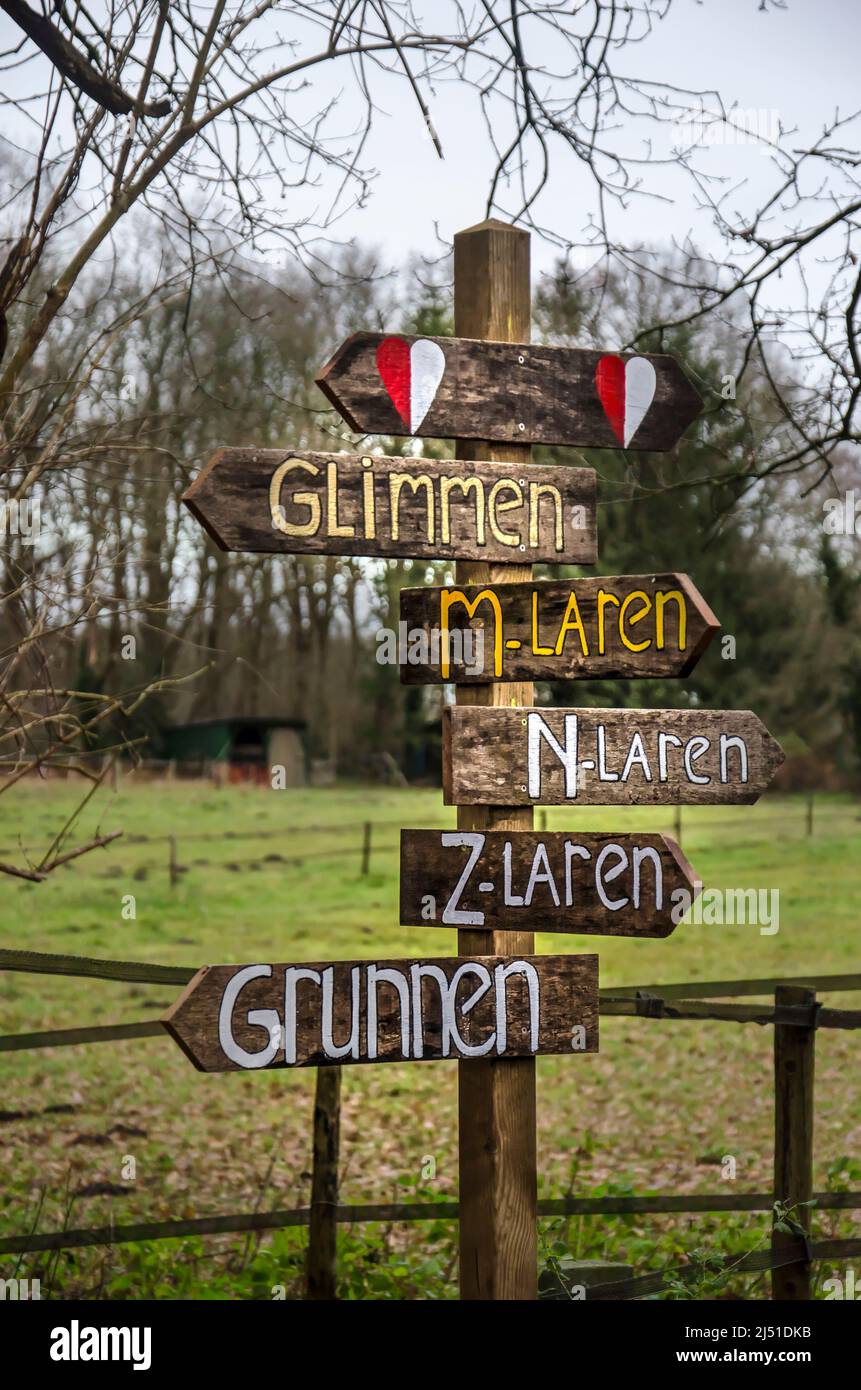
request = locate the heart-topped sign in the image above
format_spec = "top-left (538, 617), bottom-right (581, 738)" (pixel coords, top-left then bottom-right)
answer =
top-left (319, 333), bottom-right (703, 449)
top-left (595, 355), bottom-right (657, 448)
top-left (376, 336), bottom-right (446, 434)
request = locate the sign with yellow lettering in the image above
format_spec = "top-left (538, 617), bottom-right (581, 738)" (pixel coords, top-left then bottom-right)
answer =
top-left (183, 449), bottom-right (597, 564)
top-left (399, 574), bottom-right (719, 683)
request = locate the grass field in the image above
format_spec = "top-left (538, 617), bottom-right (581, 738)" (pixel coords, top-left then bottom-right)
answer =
top-left (1, 777), bottom-right (860, 1299)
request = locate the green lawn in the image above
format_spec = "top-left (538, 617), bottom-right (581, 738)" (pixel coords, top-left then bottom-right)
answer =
top-left (1, 778), bottom-right (859, 1299)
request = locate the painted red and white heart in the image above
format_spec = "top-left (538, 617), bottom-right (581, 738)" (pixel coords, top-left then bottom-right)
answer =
top-left (376, 336), bottom-right (446, 434)
top-left (595, 354), bottom-right (657, 448)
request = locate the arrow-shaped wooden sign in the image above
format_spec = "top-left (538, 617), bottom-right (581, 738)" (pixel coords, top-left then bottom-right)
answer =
top-left (443, 707), bottom-right (784, 806)
top-left (316, 334), bottom-right (703, 451)
top-left (182, 449), bottom-right (597, 564)
top-left (161, 954), bottom-right (599, 1071)
top-left (400, 831), bottom-right (700, 938)
top-left (399, 573), bottom-right (719, 683)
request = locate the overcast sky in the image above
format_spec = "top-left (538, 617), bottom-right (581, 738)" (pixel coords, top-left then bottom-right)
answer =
top-left (313, 0), bottom-right (861, 275)
top-left (1, 0), bottom-right (857, 284)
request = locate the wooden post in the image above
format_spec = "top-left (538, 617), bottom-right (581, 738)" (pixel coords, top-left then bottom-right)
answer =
top-left (806, 793), bottom-right (814, 838)
top-left (674, 805), bottom-right (682, 847)
top-left (307, 1065), bottom-right (341, 1300)
top-left (360, 821), bottom-right (372, 876)
top-left (454, 218), bottom-right (537, 1301)
top-left (772, 985), bottom-right (816, 1300)
top-left (168, 835), bottom-right (178, 888)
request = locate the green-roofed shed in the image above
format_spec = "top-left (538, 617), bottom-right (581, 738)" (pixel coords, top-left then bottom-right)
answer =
top-left (161, 717), bottom-right (307, 785)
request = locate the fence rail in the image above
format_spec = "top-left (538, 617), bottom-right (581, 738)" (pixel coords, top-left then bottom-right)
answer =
top-left (1, 1194), bottom-right (859, 1259)
top-left (2, 1213), bottom-right (858, 1302)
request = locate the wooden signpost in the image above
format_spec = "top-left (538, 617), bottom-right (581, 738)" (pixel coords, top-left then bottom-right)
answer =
top-left (448, 221), bottom-right (539, 1302)
top-left (400, 572), bottom-right (719, 682)
top-left (171, 215), bottom-right (769, 1305)
top-left (161, 955), bottom-right (599, 1070)
top-left (443, 706), bottom-right (784, 807)
top-left (317, 333), bottom-right (703, 451)
top-left (182, 449), bottom-right (597, 564)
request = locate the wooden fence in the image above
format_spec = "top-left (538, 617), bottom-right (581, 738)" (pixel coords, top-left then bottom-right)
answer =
top-left (0, 946), bottom-right (859, 1298)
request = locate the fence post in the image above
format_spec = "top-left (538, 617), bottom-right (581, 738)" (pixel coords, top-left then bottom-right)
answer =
top-left (168, 835), bottom-right (179, 888)
top-left (307, 1065), bottom-right (341, 1300)
top-left (674, 805), bottom-right (682, 847)
top-left (772, 985), bottom-right (816, 1300)
top-left (360, 821), bottom-right (372, 876)
top-left (806, 794), bottom-right (814, 838)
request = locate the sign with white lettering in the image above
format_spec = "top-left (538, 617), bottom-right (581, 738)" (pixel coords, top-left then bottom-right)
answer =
top-left (400, 831), bottom-right (699, 937)
top-left (161, 955), bottom-right (599, 1070)
top-left (443, 707), bottom-right (785, 806)
top-left (183, 449), bottom-right (597, 564)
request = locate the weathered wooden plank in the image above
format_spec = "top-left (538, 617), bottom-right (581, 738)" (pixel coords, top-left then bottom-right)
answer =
top-left (400, 830), bottom-right (698, 937)
top-left (400, 573), bottom-right (719, 683)
top-left (0, 1021), bottom-right (163, 1051)
top-left (316, 334), bottom-right (703, 451)
top-left (603, 973), bottom-right (861, 1000)
top-left (182, 449), bottom-right (596, 564)
top-left (443, 707), bottom-right (784, 806)
top-left (0, 947), bottom-right (193, 985)
top-left (602, 998), bottom-right (818, 1026)
top-left (161, 954), bottom-right (599, 1072)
